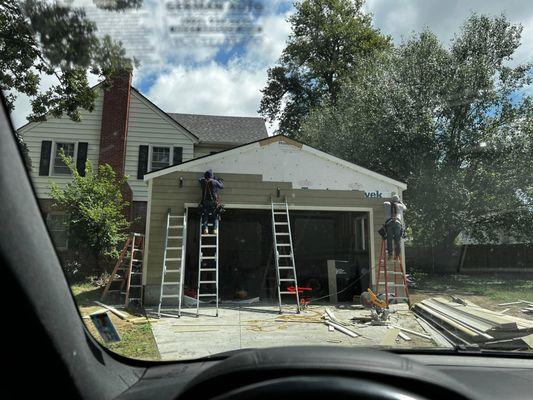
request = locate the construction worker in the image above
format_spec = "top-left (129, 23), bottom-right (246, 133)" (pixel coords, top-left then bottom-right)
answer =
top-left (199, 169), bottom-right (224, 234)
top-left (383, 194), bottom-right (406, 260)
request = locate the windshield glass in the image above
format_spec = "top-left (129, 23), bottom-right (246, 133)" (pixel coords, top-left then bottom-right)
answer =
top-left (4, 0), bottom-right (532, 361)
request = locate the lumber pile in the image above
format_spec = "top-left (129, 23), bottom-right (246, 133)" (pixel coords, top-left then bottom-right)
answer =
top-left (413, 297), bottom-right (533, 349)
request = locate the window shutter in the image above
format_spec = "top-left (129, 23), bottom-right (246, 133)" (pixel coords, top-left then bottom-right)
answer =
top-left (173, 147), bottom-right (183, 165)
top-left (39, 140), bottom-right (52, 176)
top-left (137, 145), bottom-right (149, 179)
top-left (76, 142), bottom-right (88, 176)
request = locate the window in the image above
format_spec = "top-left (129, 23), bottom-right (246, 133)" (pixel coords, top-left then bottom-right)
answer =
top-left (52, 142), bottom-right (76, 175)
top-left (150, 146), bottom-right (171, 171)
top-left (46, 213), bottom-right (69, 250)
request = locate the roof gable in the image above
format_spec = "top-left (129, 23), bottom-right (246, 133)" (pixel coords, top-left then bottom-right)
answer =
top-left (145, 135), bottom-right (407, 194)
top-left (167, 113), bottom-right (268, 144)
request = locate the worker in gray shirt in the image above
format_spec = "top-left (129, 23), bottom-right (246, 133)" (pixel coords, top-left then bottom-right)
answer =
top-left (383, 195), bottom-right (407, 260)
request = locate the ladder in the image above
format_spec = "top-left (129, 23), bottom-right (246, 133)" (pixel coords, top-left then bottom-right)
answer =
top-left (196, 219), bottom-right (220, 317)
top-left (271, 197), bottom-right (300, 314)
top-left (157, 208), bottom-right (188, 318)
top-left (375, 239), bottom-right (410, 306)
top-left (101, 233), bottom-right (145, 306)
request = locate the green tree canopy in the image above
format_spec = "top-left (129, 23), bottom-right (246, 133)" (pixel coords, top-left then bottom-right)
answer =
top-left (50, 155), bottom-right (130, 271)
top-left (259, 0), bottom-right (391, 136)
top-left (300, 14), bottom-right (533, 249)
top-left (0, 0), bottom-right (135, 123)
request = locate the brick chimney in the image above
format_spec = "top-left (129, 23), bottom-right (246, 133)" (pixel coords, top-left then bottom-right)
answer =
top-left (99, 71), bottom-right (133, 218)
top-left (99, 71), bottom-right (132, 176)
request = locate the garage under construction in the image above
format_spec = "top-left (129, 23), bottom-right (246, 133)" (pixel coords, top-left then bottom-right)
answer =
top-left (141, 135), bottom-right (408, 315)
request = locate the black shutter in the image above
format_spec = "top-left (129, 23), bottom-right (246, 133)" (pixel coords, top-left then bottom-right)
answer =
top-left (173, 147), bottom-right (183, 165)
top-left (39, 140), bottom-right (52, 176)
top-left (76, 142), bottom-right (88, 176)
top-left (137, 145), bottom-right (149, 179)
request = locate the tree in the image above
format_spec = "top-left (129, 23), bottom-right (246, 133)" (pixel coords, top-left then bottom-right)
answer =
top-left (259, 0), bottom-right (391, 136)
top-left (50, 154), bottom-right (130, 272)
top-left (1, 0), bottom-right (138, 166)
top-left (300, 14), bottom-right (533, 254)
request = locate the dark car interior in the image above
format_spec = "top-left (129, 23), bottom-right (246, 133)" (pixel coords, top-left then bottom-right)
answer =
top-left (2, 94), bottom-right (533, 399)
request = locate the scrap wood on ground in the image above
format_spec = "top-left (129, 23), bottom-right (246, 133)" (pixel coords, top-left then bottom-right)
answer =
top-left (412, 296), bottom-right (533, 350)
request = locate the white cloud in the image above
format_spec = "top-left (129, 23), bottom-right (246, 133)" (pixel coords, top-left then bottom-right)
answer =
top-left (145, 61), bottom-right (266, 117)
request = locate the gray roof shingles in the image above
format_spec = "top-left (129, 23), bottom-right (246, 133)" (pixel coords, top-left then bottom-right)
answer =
top-left (167, 113), bottom-right (268, 144)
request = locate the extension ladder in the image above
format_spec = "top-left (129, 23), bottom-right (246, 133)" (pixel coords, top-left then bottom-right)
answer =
top-left (271, 197), bottom-right (300, 314)
top-left (375, 239), bottom-right (410, 306)
top-left (101, 233), bottom-right (145, 306)
top-left (157, 208), bottom-right (188, 318)
top-left (196, 219), bottom-right (219, 317)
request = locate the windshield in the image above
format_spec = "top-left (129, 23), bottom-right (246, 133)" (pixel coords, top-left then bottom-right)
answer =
top-left (3, 0), bottom-right (532, 361)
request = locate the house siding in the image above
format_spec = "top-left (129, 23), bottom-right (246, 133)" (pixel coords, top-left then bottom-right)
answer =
top-left (125, 91), bottom-right (196, 202)
top-left (143, 171), bottom-right (389, 304)
top-left (20, 89), bottom-right (104, 199)
top-left (193, 143), bottom-right (234, 158)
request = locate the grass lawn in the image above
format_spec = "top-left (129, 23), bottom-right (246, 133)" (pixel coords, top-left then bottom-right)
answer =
top-left (410, 273), bottom-right (533, 318)
top-left (71, 282), bottom-right (161, 361)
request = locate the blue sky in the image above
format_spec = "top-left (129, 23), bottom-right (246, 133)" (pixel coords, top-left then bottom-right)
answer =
top-left (10, 0), bottom-right (533, 130)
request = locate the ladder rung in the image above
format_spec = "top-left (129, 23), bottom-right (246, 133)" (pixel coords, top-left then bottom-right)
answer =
top-left (275, 233), bottom-right (289, 236)
top-left (278, 255), bottom-right (292, 258)
top-left (169, 215), bottom-right (184, 219)
top-left (162, 294), bottom-right (180, 298)
top-left (163, 282), bottom-right (180, 285)
top-left (272, 202), bottom-right (286, 205)
top-left (201, 234), bottom-right (217, 237)
top-left (279, 278), bottom-right (295, 282)
top-left (273, 212), bottom-right (286, 215)
top-left (278, 266), bottom-right (294, 270)
top-left (199, 280), bottom-right (216, 284)
top-left (276, 244), bottom-right (291, 246)
top-left (378, 271), bottom-right (402, 275)
top-left (166, 247), bottom-right (181, 250)
top-left (168, 225), bottom-right (184, 229)
top-left (167, 236), bottom-right (183, 239)
top-left (130, 272), bottom-right (142, 275)
top-left (166, 257), bottom-right (181, 261)
top-left (128, 298), bottom-right (141, 301)
top-left (198, 294), bottom-right (217, 297)
top-left (129, 285), bottom-right (142, 288)
top-left (201, 256), bottom-right (217, 260)
top-left (107, 289), bottom-right (120, 292)
top-left (274, 222), bottom-right (288, 225)
top-left (165, 269), bottom-right (181, 273)
top-left (200, 268), bottom-right (217, 272)
top-left (132, 259), bottom-right (143, 262)
top-left (279, 291), bottom-right (297, 295)
top-left (201, 245), bottom-right (217, 248)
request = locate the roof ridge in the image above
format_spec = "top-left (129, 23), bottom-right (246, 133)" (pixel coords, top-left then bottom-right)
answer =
top-left (167, 112), bottom-right (264, 120)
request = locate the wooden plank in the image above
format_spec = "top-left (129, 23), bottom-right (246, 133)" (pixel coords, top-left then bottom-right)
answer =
top-left (93, 301), bottom-right (128, 320)
top-left (324, 321), bottom-right (359, 338)
top-left (381, 328), bottom-right (400, 346)
top-left (398, 331), bottom-right (412, 341)
top-left (389, 324), bottom-right (432, 340)
top-left (423, 299), bottom-right (494, 333)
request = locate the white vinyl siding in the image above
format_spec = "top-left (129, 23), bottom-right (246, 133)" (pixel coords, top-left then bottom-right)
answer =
top-left (125, 91), bottom-right (196, 201)
top-left (20, 89), bottom-right (103, 198)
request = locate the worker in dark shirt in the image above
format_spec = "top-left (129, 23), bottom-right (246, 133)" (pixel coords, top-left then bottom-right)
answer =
top-left (199, 169), bottom-right (224, 234)
top-left (383, 195), bottom-right (407, 260)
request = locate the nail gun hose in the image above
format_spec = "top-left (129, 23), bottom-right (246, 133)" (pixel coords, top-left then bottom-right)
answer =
top-left (307, 270), bottom-right (370, 303)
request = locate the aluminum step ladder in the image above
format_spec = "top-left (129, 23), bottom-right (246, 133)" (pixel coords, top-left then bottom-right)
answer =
top-left (271, 197), bottom-right (300, 314)
top-left (196, 220), bottom-right (220, 317)
top-left (157, 208), bottom-right (188, 318)
top-left (375, 239), bottom-right (410, 306)
top-left (101, 233), bottom-right (145, 306)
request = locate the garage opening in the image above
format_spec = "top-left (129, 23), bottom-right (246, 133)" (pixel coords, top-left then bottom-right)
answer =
top-left (183, 208), bottom-right (371, 302)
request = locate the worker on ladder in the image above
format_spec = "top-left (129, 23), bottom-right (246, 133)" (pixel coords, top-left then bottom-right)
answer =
top-left (383, 195), bottom-right (407, 260)
top-left (199, 169), bottom-right (224, 235)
